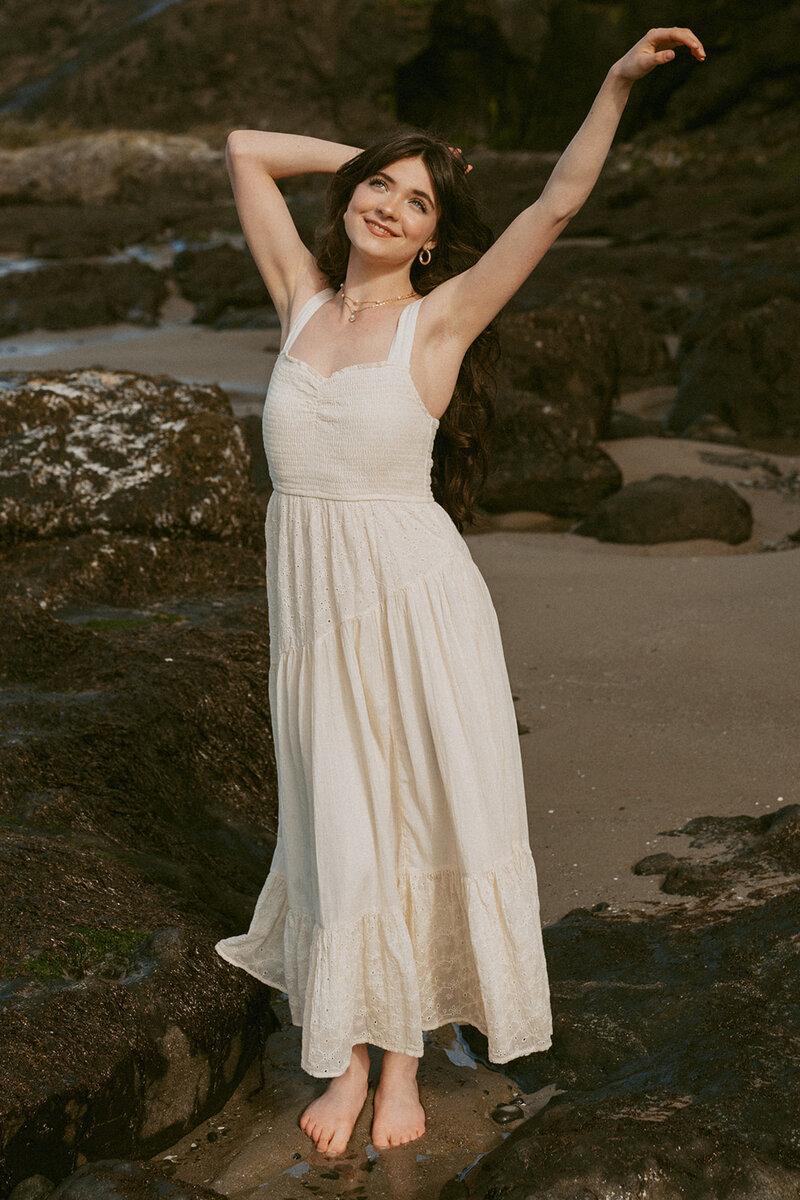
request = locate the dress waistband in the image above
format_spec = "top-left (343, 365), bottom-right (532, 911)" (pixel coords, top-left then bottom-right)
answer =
top-left (272, 487), bottom-right (436, 503)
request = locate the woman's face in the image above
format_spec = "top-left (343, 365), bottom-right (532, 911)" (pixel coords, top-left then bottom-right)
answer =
top-left (343, 156), bottom-right (439, 267)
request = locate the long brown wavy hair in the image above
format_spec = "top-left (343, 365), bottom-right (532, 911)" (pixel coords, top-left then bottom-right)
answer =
top-left (314, 131), bottom-right (499, 532)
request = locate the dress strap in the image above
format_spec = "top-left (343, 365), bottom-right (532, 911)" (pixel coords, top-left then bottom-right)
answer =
top-left (282, 288), bottom-right (336, 354)
top-left (387, 297), bottom-right (424, 367)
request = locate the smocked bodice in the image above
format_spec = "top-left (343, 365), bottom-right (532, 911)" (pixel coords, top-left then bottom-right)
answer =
top-left (263, 289), bottom-right (439, 502)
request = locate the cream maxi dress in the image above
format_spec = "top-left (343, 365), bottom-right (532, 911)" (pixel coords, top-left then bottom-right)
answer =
top-left (215, 287), bottom-right (552, 1077)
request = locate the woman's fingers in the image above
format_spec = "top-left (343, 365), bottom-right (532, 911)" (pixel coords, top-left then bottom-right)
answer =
top-left (650, 26), bottom-right (706, 60)
top-left (616, 26), bottom-right (705, 79)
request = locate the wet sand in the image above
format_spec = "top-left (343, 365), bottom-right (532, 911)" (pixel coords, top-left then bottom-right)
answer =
top-left (4, 316), bottom-right (798, 1196)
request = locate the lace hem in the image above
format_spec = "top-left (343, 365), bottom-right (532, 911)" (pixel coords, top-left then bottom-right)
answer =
top-left (215, 845), bottom-right (552, 1077)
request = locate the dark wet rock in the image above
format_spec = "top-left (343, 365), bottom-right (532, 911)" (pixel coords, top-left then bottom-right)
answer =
top-left (212, 308), bottom-right (278, 331)
top-left (448, 809), bottom-right (800, 1198)
top-left (654, 806), bottom-right (800, 899)
top-left (604, 410), bottom-right (666, 440)
top-left (632, 852), bottom-right (678, 876)
top-left (574, 474), bottom-right (753, 545)
top-left (0, 369), bottom-right (260, 544)
top-left (499, 308), bottom-right (618, 442)
top-left (0, 530), bottom-right (266, 614)
top-left (0, 261), bottom-right (167, 336)
top-left (682, 413), bottom-right (743, 445)
top-left (670, 297), bottom-right (800, 440)
top-left (7, 1178), bottom-right (55, 1200)
top-left (172, 244), bottom-right (272, 326)
top-left (479, 389), bottom-right (622, 519)
top-left (0, 205), bottom-right (163, 260)
top-left (47, 1160), bottom-right (223, 1200)
top-left (0, 564), bottom-right (281, 1192)
top-left (446, 1102), bottom-right (800, 1199)
top-left (554, 282), bottom-right (671, 386)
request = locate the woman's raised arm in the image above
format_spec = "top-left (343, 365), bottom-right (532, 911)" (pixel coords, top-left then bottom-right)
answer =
top-left (226, 131), bottom-right (361, 323)
top-left (426, 28), bottom-right (706, 350)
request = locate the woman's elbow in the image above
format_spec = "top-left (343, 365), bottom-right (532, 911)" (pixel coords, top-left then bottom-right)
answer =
top-left (226, 129), bottom-right (249, 159)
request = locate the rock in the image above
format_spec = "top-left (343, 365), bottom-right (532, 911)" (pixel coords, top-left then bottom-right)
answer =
top-left (8, 1178), bottom-right (55, 1200)
top-left (47, 1160), bottom-right (223, 1200)
top-left (447, 810), bottom-right (800, 1198)
top-left (479, 389), bottom-right (622, 518)
top-left (2, 1), bottom-right (797, 156)
top-left (212, 308), bottom-right (278, 331)
top-left (682, 413), bottom-right (744, 446)
top-left (0, 133), bottom-right (226, 207)
top-left (574, 474), bottom-right (753, 545)
top-left (172, 244), bottom-right (272, 326)
top-left (632, 852), bottom-right (678, 876)
top-left (555, 281), bottom-right (671, 385)
top-left (0, 369), bottom-right (260, 544)
top-left (670, 297), bottom-right (800, 440)
top-left (0, 579), bottom-right (280, 1193)
top-left (499, 308), bottom-right (619, 442)
top-left (447, 1102), bottom-right (800, 1200)
top-left (650, 806), bottom-right (800, 899)
top-left (0, 261), bottom-right (167, 336)
top-left (490, 1104), bottom-right (524, 1125)
top-left (605, 410), bottom-right (666, 440)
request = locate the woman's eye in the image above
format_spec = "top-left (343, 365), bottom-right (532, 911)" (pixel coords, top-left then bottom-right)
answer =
top-left (369, 178), bottom-right (386, 189)
top-left (411, 198), bottom-right (427, 212)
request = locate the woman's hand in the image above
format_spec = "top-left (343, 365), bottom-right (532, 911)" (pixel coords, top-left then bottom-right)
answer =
top-left (613, 27), bottom-right (706, 81)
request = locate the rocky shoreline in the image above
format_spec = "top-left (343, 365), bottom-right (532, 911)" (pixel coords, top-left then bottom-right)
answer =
top-left (2, 58), bottom-right (799, 1198)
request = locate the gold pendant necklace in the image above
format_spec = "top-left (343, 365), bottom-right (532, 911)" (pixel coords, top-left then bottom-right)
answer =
top-left (339, 285), bottom-right (417, 323)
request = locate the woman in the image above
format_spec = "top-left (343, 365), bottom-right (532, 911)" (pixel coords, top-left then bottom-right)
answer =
top-left (215, 27), bottom-right (706, 1157)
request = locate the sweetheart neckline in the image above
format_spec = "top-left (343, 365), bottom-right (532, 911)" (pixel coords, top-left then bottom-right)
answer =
top-left (280, 351), bottom-right (440, 426)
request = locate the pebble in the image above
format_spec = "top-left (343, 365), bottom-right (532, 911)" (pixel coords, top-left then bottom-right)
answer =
top-left (491, 1104), bottom-right (525, 1125)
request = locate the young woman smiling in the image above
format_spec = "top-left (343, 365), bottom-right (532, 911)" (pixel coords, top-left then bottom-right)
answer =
top-left (215, 26), bottom-right (706, 1158)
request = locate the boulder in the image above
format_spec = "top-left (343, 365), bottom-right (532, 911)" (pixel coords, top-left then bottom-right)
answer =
top-left (0, 261), bottom-right (167, 336)
top-left (45, 1161), bottom-right (222, 1200)
top-left (499, 308), bottom-right (619, 442)
top-left (480, 389), bottom-right (622, 518)
top-left (0, 133), bottom-right (226, 207)
top-left (682, 413), bottom-right (743, 446)
top-left (172, 244), bottom-right (272, 326)
top-left (604, 410), bottom-right (666, 440)
top-left (574, 474), bottom-right (753, 545)
top-left (448, 808), bottom-right (800, 1198)
top-left (0, 370), bottom-right (260, 544)
top-left (0, 577), bottom-right (279, 1193)
top-left (555, 281), bottom-right (671, 385)
top-left (670, 297), bottom-right (800, 439)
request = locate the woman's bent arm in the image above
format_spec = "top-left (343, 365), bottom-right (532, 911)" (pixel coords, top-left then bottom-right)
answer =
top-left (226, 131), bottom-right (361, 323)
top-left (426, 28), bottom-right (706, 351)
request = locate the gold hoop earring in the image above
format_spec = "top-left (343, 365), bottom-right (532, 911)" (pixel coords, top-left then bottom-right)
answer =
top-left (418, 247), bottom-right (432, 266)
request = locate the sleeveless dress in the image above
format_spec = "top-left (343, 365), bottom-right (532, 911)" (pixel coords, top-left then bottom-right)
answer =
top-left (215, 287), bottom-right (552, 1077)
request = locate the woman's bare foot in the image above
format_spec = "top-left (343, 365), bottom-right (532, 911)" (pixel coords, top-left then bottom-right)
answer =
top-left (371, 1049), bottom-right (426, 1149)
top-left (299, 1042), bottom-right (370, 1156)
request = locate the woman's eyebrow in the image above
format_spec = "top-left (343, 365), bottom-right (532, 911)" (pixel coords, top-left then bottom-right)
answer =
top-left (376, 170), bottom-right (435, 208)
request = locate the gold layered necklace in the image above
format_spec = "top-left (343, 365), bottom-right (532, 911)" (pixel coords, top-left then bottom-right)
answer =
top-left (339, 284), bottom-right (417, 324)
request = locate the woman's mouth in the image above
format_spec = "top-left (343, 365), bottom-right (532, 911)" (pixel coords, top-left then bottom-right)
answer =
top-left (365, 218), bottom-right (396, 238)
